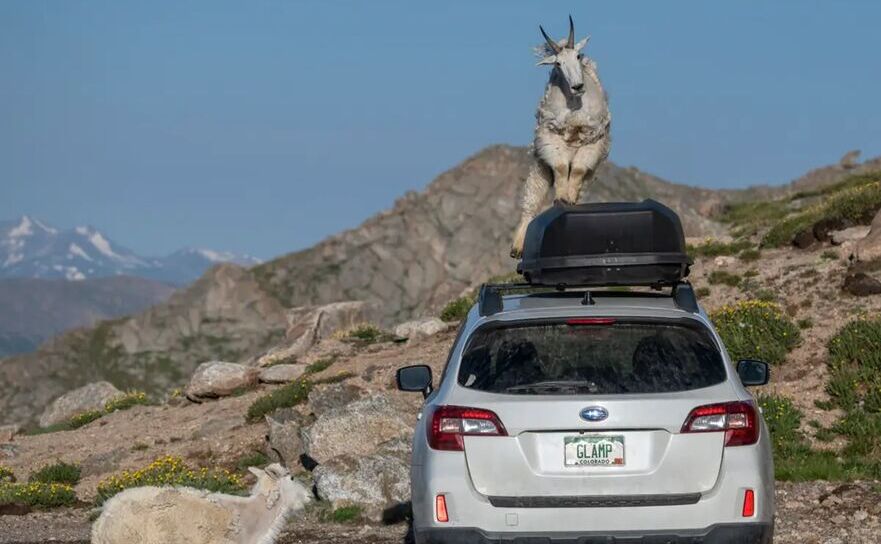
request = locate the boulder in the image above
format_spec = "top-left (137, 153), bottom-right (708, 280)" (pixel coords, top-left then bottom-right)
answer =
top-left (313, 437), bottom-right (411, 521)
top-left (39, 381), bottom-right (122, 428)
top-left (258, 364), bottom-right (307, 384)
top-left (393, 317), bottom-right (448, 341)
top-left (265, 408), bottom-right (308, 468)
top-left (843, 271), bottom-right (881, 296)
top-left (793, 229), bottom-right (817, 249)
top-left (307, 383), bottom-right (366, 414)
top-left (855, 208), bottom-right (881, 262)
top-left (185, 362), bottom-right (259, 400)
top-left (256, 301), bottom-right (380, 367)
top-left (713, 256), bottom-right (735, 267)
top-left (301, 394), bottom-right (414, 463)
top-left (0, 424), bottom-right (19, 443)
top-left (831, 226), bottom-right (871, 246)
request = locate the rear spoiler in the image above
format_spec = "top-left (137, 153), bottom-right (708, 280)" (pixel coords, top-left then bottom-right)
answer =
top-left (477, 281), bottom-right (699, 317)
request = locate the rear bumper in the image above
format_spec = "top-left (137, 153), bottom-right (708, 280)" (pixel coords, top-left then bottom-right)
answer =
top-left (415, 522), bottom-right (773, 543)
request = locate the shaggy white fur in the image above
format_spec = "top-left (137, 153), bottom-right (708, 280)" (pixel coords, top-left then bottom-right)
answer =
top-left (91, 464), bottom-right (311, 544)
top-left (511, 17), bottom-right (611, 258)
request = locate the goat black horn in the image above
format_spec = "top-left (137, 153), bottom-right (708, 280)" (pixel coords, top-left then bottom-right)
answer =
top-left (540, 25), bottom-right (561, 54)
top-left (567, 15), bottom-right (575, 48)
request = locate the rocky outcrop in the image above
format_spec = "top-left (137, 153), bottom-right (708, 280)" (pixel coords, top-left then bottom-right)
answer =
top-left (393, 318), bottom-right (448, 341)
top-left (39, 382), bottom-right (121, 428)
top-left (255, 301), bottom-right (379, 367)
top-left (0, 264), bottom-right (286, 426)
top-left (265, 408), bottom-right (308, 467)
top-left (301, 394), bottom-right (414, 464)
top-left (855, 208), bottom-right (881, 262)
top-left (258, 364), bottom-right (307, 384)
top-left (313, 437), bottom-right (411, 521)
top-left (185, 362), bottom-right (259, 400)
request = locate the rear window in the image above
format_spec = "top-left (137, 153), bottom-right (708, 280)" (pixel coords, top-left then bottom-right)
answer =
top-left (458, 320), bottom-right (726, 395)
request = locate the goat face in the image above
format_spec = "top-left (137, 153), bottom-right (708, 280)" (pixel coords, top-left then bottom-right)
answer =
top-left (249, 464), bottom-right (313, 510)
top-left (537, 16), bottom-right (591, 96)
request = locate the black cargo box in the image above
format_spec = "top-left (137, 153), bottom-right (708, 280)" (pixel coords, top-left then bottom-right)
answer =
top-left (517, 200), bottom-right (691, 287)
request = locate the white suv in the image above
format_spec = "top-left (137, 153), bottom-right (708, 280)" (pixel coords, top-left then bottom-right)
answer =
top-left (398, 290), bottom-right (774, 543)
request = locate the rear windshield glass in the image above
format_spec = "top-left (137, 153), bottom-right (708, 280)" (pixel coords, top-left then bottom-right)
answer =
top-left (458, 320), bottom-right (725, 395)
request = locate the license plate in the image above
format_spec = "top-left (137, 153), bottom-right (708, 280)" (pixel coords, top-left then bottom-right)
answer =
top-left (564, 434), bottom-right (625, 467)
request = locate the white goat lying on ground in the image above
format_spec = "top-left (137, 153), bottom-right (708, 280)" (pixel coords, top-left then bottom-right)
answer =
top-left (92, 464), bottom-right (311, 544)
top-left (511, 16), bottom-right (611, 258)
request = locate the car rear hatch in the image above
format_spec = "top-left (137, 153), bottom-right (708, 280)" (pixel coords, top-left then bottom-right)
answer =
top-left (449, 318), bottom-right (737, 501)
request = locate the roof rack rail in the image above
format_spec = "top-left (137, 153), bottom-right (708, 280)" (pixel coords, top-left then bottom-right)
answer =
top-left (476, 281), bottom-right (700, 317)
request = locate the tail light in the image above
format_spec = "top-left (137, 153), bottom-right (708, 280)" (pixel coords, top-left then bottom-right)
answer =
top-left (428, 405), bottom-right (507, 451)
top-left (435, 495), bottom-right (449, 523)
top-left (742, 489), bottom-right (755, 517)
top-left (681, 401), bottom-right (759, 446)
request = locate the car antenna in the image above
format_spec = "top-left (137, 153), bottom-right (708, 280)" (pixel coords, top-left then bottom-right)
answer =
top-left (581, 290), bottom-right (595, 305)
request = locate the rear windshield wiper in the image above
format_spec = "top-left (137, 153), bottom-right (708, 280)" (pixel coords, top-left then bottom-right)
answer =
top-left (505, 380), bottom-right (598, 394)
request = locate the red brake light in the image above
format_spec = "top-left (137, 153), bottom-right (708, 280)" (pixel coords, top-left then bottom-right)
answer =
top-left (681, 401), bottom-right (759, 447)
top-left (566, 318), bottom-right (617, 325)
top-left (428, 405), bottom-right (507, 451)
top-left (742, 489), bottom-right (755, 517)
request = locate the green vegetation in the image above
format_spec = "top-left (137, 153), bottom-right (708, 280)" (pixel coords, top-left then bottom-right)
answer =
top-left (246, 379), bottom-right (313, 422)
top-left (719, 200), bottom-right (789, 237)
top-left (710, 300), bottom-right (800, 365)
top-left (236, 451), bottom-right (269, 470)
top-left (758, 394), bottom-right (880, 481)
top-left (797, 318), bottom-right (814, 330)
top-left (305, 356), bottom-right (337, 375)
top-left (68, 410), bottom-right (104, 429)
top-left (820, 249), bottom-right (839, 261)
top-left (96, 456), bottom-right (246, 505)
top-left (738, 248), bottom-right (761, 262)
top-left (440, 295), bottom-right (475, 322)
top-left (105, 391), bottom-right (150, 413)
top-left (687, 238), bottom-right (753, 258)
top-left (695, 286), bottom-right (710, 297)
top-left (707, 270), bottom-right (742, 287)
top-left (0, 482), bottom-right (77, 509)
top-left (343, 323), bottom-right (384, 343)
top-left (763, 174), bottom-right (881, 247)
top-left (29, 462), bottom-right (81, 485)
top-left (826, 318), bottom-right (881, 461)
top-left (330, 505), bottom-right (363, 523)
top-left (0, 466), bottom-right (14, 483)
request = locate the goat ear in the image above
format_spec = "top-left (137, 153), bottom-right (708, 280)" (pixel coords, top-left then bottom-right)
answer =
top-left (574, 37), bottom-right (590, 52)
top-left (248, 467), bottom-right (265, 478)
top-left (265, 464), bottom-right (287, 480)
top-left (537, 55), bottom-right (557, 66)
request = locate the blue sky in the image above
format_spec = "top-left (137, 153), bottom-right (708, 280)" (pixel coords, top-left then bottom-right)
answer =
top-left (2, 1), bottom-right (880, 259)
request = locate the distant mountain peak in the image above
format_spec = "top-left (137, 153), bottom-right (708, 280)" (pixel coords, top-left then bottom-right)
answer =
top-left (0, 217), bottom-right (258, 285)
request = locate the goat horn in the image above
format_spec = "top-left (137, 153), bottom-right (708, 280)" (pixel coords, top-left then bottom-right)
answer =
top-left (270, 446), bottom-right (286, 467)
top-left (567, 15), bottom-right (575, 48)
top-left (540, 25), bottom-right (560, 54)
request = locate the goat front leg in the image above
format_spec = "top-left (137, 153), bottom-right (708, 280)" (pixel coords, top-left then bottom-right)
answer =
top-left (511, 161), bottom-right (552, 258)
top-left (534, 134), bottom-right (572, 204)
top-left (567, 135), bottom-right (611, 204)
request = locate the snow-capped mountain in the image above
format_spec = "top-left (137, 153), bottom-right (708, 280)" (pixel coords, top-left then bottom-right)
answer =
top-left (0, 216), bottom-right (261, 285)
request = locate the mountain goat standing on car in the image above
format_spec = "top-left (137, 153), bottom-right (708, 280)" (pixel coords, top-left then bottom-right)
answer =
top-left (511, 16), bottom-right (611, 258)
top-left (92, 464), bottom-right (311, 544)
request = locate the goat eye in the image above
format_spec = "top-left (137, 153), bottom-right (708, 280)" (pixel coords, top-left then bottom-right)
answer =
top-left (577, 54), bottom-right (583, 60)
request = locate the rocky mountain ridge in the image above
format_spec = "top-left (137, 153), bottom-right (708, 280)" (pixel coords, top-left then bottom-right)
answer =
top-left (1, 144), bottom-right (878, 427)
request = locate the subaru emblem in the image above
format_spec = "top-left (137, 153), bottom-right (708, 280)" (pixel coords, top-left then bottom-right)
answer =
top-left (580, 406), bottom-right (609, 422)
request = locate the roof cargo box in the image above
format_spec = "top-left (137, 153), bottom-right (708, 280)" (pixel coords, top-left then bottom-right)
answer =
top-left (517, 200), bottom-right (691, 287)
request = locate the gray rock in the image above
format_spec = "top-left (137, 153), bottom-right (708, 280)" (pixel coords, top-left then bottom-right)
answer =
top-left (185, 361), bottom-right (259, 400)
top-left (0, 424), bottom-right (19, 443)
top-left (393, 318), bottom-right (448, 340)
top-left (265, 408), bottom-right (308, 468)
top-left (256, 301), bottom-right (380, 367)
top-left (307, 383), bottom-right (366, 414)
top-left (80, 447), bottom-right (126, 478)
top-left (831, 226), bottom-right (870, 245)
top-left (855, 208), bottom-right (881, 262)
top-left (258, 364), bottom-right (308, 384)
top-left (39, 381), bottom-right (121, 428)
top-left (301, 394), bottom-right (414, 463)
top-left (313, 437), bottom-right (411, 521)
top-left (843, 271), bottom-right (881, 296)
